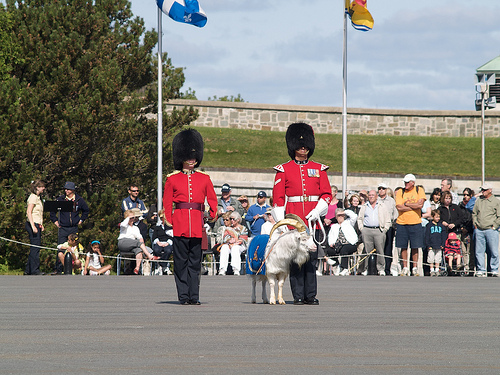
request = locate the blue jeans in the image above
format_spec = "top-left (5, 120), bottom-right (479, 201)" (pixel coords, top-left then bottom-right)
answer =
top-left (475, 228), bottom-right (499, 273)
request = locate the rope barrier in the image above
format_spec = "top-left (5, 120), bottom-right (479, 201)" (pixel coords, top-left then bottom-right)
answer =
top-left (0, 235), bottom-right (484, 275)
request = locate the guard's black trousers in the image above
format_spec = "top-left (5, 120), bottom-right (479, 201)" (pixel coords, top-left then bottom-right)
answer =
top-left (173, 237), bottom-right (202, 303)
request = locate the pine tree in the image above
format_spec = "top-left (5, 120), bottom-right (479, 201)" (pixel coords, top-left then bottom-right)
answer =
top-left (0, 0), bottom-right (198, 272)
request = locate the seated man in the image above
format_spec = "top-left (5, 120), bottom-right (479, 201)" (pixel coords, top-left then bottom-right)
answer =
top-left (245, 191), bottom-right (270, 237)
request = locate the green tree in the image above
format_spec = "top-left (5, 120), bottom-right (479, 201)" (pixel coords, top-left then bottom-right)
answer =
top-left (0, 0), bottom-right (197, 272)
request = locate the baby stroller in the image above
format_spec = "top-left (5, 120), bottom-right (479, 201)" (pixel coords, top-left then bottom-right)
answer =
top-left (440, 232), bottom-right (466, 277)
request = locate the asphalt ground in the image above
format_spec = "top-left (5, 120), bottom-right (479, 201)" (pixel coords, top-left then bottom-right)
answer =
top-left (1, 274), bottom-right (500, 375)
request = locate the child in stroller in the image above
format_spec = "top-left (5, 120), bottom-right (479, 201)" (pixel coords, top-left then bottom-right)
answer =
top-left (444, 232), bottom-right (462, 274)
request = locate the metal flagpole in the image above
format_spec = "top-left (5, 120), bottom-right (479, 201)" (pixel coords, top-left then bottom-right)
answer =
top-left (342, 4), bottom-right (348, 200)
top-left (157, 7), bottom-right (163, 222)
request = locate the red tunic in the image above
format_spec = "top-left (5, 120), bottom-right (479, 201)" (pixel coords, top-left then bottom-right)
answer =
top-left (163, 170), bottom-right (217, 238)
top-left (272, 159), bottom-right (332, 223)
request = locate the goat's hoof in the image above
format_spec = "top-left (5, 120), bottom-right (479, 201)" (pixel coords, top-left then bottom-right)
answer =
top-left (279, 299), bottom-right (286, 305)
top-left (270, 300), bottom-right (276, 305)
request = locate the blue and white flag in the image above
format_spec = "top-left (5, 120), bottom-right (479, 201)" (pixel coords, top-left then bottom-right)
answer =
top-left (156, 0), bottom-right (207, 28)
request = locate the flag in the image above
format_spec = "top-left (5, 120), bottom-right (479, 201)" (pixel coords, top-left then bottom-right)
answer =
top-left (157, 0), bottom-right (207, 28)
top-left (345, 0), bottom-right (373, 31)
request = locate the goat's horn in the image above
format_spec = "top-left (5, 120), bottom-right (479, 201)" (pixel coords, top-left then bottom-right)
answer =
top-left (284, 213), bottom-right (308, 228)
top-left (269, 218), bottom-right (306, 239)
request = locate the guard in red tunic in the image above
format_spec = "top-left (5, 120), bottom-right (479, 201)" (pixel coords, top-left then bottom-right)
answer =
top-left (272, 123), bottom-right (332, 305)
top-left (163, 129), bottom-right (217, 305)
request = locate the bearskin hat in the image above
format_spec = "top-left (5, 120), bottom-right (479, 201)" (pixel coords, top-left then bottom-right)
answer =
top-left (285, 122), bottom-right (315, 159)
top-left (172, 128), bottom-right (204, 170)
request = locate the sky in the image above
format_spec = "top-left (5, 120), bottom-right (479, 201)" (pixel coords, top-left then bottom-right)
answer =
top-left (93, 1), bottom-right (500, 110)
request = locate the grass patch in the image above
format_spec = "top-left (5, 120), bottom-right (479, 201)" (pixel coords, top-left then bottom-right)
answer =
top-left (198, 127), bottom-right (500, 177)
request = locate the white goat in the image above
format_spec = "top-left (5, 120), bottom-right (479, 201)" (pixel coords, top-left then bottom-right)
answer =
top-left (248, 215), bottom-right (316, 305)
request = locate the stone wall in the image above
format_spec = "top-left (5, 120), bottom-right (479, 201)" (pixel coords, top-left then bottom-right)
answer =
top-left (165, 99), bottom-right (500, 137)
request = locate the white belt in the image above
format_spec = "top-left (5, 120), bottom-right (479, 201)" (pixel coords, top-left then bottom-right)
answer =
top-left (287, 195), bottom-right (319, 203)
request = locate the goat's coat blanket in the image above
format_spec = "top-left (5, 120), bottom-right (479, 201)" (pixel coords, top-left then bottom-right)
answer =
top-left (246, 234), bottom-right (269, 275)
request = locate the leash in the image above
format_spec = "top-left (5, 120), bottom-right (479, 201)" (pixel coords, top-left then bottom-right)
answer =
top-left (348, 248), bottom-right (376, 273)
top-left (308, 217), bottom-right (326, 245)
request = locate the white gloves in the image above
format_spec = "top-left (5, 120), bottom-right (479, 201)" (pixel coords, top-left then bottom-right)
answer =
top-left (305, 199), bottom-right (329, 222)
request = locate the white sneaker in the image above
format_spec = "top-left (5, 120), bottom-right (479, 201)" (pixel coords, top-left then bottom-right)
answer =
top-left (89, 271), bottom-right (98, 276)
top-left (316, 270), bottom-right (323, 276)
top-left (219, 270), bottom-right (226, 276)
top-left (104, 270), bottom-right (110, 275)
top-left (391, 269), bottom-right (399, 276)
top-left (401, 267), bottom-right (409, 276)
top-left (326, 258), bottom-right (337, 266)
top-left (361, 270), bottom-right (368, 276)
top-left (333, 266), bottom-right (340, 276)
top-left (339, 269), bottom-right (349, 276)
top-left (475, 272), bottom-right (486, 277)
top-left (234, 271), bottom-right (240, 276)
top-left (412, 267), bottom-right (419, 276)
top-left (379, 271), bottom-right (386, 276)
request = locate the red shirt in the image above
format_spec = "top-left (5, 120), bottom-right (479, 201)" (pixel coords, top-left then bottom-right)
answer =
top-left (272, 159), bottom-right (332, 223)
top-left (163, 170), bottom-right (217, 238)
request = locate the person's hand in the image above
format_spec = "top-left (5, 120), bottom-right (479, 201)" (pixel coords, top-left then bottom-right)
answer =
top-left (442, 221), bottom-right (449, 227)
top-left (448, 223), bottom-right (455, 230)
top-left (78, 220), bottom-right (82, 225)
top-left (324, 218), bottom-right (332, 226)
top-left (305, 208), bottom-right (320, 222)
top-left (227, 206), bottom-right (234, 212)
top-left (32, 224), bottom-right (38, 234)
top-left (54, 221), bottom-right (61, 228)
top-left (253, 214), bottom-right (260, 220)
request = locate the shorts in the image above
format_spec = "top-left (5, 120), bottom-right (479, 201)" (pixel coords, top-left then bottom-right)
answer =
top-left (395, 223), bottom-right (424, 249)
top-left (427, 248), bottom-right (442, 264)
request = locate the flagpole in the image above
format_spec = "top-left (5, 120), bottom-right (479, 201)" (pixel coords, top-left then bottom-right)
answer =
top-left (342, 4), bottom-right (348, 201)
top-left (157, 6), bottom-right (163, 221)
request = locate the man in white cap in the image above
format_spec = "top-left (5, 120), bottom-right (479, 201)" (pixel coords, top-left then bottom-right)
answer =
top-left (378, 182), bottom-right (398, 275)
top-left (472, 183), bottom-right (500, 277)
top-left (394, 174), bottom-right (426, 276)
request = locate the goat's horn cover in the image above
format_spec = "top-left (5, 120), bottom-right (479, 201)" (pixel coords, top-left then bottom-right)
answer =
top-left (269, 218), bottom-right (306, 239)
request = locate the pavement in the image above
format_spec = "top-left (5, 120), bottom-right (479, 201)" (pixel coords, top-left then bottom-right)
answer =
top-left (1, 274), bottom-right (500, 375)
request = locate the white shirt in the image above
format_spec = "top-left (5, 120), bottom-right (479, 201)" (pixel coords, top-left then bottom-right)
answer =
top-left (117, 217), bottom-right (142, 241)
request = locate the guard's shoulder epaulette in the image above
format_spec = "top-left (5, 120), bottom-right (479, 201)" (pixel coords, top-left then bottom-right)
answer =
top-left (166, 170), bottom-right (181, 178)
top-left (196, 170), bottom-right (209, 176)
top-left (273, 164), bottom-right (285, 173)
top-left (320, 163), bottom-right (329, 171)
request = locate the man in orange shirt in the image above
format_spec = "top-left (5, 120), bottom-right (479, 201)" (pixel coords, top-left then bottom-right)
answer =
top-left (395, 174), bottom-right (426, 276)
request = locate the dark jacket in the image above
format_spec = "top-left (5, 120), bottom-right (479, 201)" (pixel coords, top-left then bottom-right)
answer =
top-left (438, 204), bottom-right (463, 233)
top-left (152, 223), bottom-right (174, 243)
top-left (425, 221), bottom-right (447, 250)
top-left (49, 194), bottom-right (89, 228)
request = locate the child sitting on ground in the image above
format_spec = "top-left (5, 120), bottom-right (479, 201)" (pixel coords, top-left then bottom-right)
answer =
top-left (424, 209), bottom-right (447, 276)
top-left (444, 232), bottom-right (462, 271)
top-left (84, 240), bottom-right (112, 275)
top-left (57, 233), bottom-right (84, 274)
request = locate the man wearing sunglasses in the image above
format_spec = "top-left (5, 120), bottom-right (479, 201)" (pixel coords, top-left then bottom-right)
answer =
top-left (472, 184), bottom-right (500, 277)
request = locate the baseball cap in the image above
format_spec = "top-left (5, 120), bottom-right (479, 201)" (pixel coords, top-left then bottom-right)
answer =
top-left (221, 183), bottom-right (231, 192)
top-left (480, 183), bottom-right (493, 191)
top-left (378, 182), bottom-right (389, 189)
top-left (257, 191), bottom-right (267, 198)
top-left (403, 174), bottom-right (416, 183)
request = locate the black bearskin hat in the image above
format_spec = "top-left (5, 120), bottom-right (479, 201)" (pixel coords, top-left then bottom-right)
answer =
top-left (285, 122), bottom-right (315, 159)
top-left (172, 128), bottom-right (204, 170)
